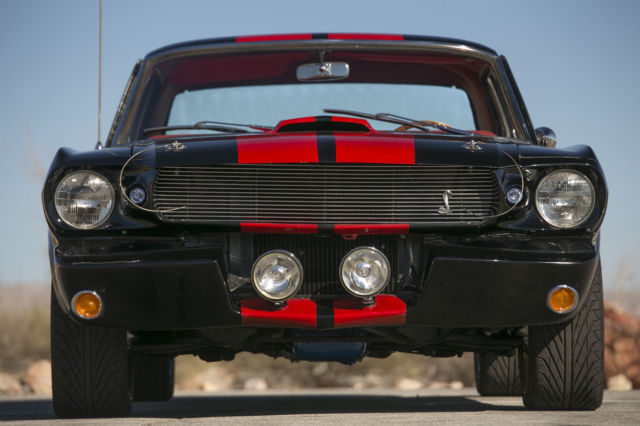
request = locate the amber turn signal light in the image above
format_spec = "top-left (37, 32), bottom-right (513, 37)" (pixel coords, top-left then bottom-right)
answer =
top-left (71, 291), bottom-right (103, 319)
top-left (547, 285), bottom-right (578, 314)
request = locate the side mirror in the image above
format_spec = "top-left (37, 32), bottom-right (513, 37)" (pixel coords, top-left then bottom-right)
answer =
top-left (535, 127), bottom-right (557, 148)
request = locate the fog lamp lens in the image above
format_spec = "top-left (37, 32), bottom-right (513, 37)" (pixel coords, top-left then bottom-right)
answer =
top-left (71, 291), bottom-right (103, 319)
top-left (340, 247), bottom-right (390, 298)
top-left (506, 186), bottom-right (523, 204)
top-left (251, 250), bottom-right (303, 301)
top-left (547, 285), bottom-right (578, 314)
top-left (129, 186), bottom-right (146, 205)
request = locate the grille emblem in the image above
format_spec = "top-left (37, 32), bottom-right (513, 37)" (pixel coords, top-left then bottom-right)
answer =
top-left (437, 190), bottom-right (453, 214)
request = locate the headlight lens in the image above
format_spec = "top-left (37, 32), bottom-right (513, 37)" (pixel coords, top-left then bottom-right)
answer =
top-left (54, 171), bottom-right (115, 229)
top-left (535, 170), bottom-right (595, 228)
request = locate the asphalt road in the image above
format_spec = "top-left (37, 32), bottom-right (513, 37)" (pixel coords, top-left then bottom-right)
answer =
top-left (1, 389), bottom-right (639, 425)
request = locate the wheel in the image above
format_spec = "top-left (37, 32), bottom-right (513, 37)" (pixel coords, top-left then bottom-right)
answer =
top-left (131, 354), bottom-right (175, 401)
top-left (51, 289), bottom-right (131, 418)
top-left (474, 350), bottom-right (523, 396)
top-left (523, 260), bottom-right (604, 410)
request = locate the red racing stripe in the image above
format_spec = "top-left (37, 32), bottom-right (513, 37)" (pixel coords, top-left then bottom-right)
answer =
top-left (237, 135), bottom-right (318, 163)
top-left (236, 34), bottom-right (313, 42)
top-left (334, 135), bottom-right (415, 164)
top-left (327, 33), bottom-right (404, 41)
top-left (333, 295), bottom-right (406, 327)
top-left (241, 298), bottom-right (317, 328)
top-left (241, 223), bottom-right (318, 234)
top-left (334, 224), bottom-right (409, 235)
top-left (274, 116), bottom-right (316, 131)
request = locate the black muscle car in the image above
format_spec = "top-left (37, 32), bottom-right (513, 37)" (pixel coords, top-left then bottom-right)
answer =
top-left (43, 33), bottom-right (607, 417)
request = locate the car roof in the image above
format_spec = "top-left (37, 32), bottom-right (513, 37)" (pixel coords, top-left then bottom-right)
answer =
top-left (145, 33), bottom-right (498, 60)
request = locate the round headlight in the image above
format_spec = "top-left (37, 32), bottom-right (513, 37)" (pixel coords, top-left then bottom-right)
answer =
top-left (339, 247), bottom-right (390, 298)
top-left (54, 171), bottom-right (115, 229)
top-left (251, 250), bottom-right (303, 302)
top-left (535, 170), bottom-right (595, 228)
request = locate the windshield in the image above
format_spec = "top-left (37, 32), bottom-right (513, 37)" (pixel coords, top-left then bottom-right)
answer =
top-left (115, 49), bottom-right (519, 144)
top-left (167, 83), bottom-right (476, 133)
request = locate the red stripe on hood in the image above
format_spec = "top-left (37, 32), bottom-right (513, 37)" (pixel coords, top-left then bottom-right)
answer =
top-left (237, 135), bottom-right (318, 163)
top-left (333, 295), bottom-right (406, 327)
top-left (241, 298), bottom-right (317, 328)
top-left (241, 223), bottom-right (317, 234)
top-left (335, 135), bottom-right (415, 164)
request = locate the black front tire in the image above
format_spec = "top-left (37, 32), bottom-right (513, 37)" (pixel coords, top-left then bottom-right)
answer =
top-left (523, 260), bottom-right (604, 410)
top-left (474, 350), bottom-right (523, 396)
top-left (51, 290), bottom-right (131, 418)
top-left (131, 354), bottom-right (175, 401)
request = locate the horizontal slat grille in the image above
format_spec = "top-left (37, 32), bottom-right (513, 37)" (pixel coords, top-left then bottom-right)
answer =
top-left (154, 164), bottom-right (498, 225)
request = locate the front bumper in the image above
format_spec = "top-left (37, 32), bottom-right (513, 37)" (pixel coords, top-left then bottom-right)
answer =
top-left (51, 233), bottom-right (599, 330)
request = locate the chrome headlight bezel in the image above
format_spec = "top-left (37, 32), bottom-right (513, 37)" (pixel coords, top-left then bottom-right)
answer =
top-left (535, 169), bottom-right (596, 229)
top-left (54, 170), bottom-right (116, 229)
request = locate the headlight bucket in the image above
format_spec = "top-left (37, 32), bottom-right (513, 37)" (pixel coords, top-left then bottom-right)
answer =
top-left (535, 169), bottom-right (595, 229)
top-left (54, 171), bottom-right (115, 229)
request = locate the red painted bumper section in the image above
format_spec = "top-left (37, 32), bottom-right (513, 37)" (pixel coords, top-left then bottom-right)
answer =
top-left (241, 295), bottom-right (406, 329)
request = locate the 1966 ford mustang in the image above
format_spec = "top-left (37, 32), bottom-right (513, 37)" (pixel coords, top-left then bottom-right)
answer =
top-left (43, 33), bottom-right (607, 417)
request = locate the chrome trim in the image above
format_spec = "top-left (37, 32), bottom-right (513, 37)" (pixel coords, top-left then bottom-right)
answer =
top-left (70, 290), bottom-right (104, 320)
top-left (437, 190), bottom-right (454, 215)
top-left (339, 246), bottom-right (390, 298)
top-left (251, 249), bottom-right (303, 302)
top-left (547, 285), bottom-right (579, 314)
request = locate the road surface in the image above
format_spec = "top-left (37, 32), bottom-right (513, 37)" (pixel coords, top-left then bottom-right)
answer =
top-left (1, 389), bottom-right (639, 425)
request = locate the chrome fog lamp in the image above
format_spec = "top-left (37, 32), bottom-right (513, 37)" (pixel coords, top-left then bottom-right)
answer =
top-left (339, 247), bottom-right (390, 298)
top-left (251, 250), bottom-right (303, 302)
top-left (54, 171), bottom-right (115, 229)
top-left (128, 186), bottom-right (146, 205)
top-left (506, 186), bottom-right (523, 205)
top-left (535, 170), bottom-right (595, 228)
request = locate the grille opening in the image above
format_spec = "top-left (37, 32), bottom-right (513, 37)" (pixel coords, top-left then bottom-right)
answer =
top-left (154, 164), bottom-right (498, 225)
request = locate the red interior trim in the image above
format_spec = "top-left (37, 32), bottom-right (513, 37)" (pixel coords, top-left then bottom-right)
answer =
top-left (334, 224), bottom-right (409, 235)
top-left (335, 135), bottom-right (415, 164)
top-left (236, 34), bottom-right (313, 43)
top-left (328, 33), bottom-right (404, 41)
top-left (333, 295), bottom-right (406, 327)
top-left (241, 298), bottom-right (317, 328)
top-left (241, 223), bottom-right (318, 234)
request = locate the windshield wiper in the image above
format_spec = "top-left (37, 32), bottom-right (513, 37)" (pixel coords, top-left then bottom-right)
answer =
top-left (143, 120), bottom-right (273, 137)
top-left (323, 108), bottom-right (473, 136)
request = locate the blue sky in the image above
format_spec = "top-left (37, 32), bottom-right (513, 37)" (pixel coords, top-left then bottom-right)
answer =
top-left (0, 0), bottom-right (639, 286)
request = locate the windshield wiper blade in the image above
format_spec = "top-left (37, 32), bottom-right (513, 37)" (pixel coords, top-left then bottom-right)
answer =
top-left (323, 108), bottom-right (473, 136)
top-left (143, 120), bottom-right (273, 137)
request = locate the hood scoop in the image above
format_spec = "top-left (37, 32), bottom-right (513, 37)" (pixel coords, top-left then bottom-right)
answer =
top-left (275, 116), bottom-right (372, 133)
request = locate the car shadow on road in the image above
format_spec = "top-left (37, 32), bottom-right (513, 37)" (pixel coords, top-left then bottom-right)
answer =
top-left (0, 393), bottom-right (525, 421)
